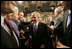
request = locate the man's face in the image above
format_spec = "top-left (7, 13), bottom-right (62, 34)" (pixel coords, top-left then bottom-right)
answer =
top-left (1, 1), bottom-right (16, 14)
top-left (48, 17), bottom-right (52, 22)
top-left (59, 1), bottom-right (71, 11)
top-left (31, 13), bottom-right (39, 23)
top-left (59, 1), bottom-right (66, 11)
top-left (19, 12), bottom-right (24, 21)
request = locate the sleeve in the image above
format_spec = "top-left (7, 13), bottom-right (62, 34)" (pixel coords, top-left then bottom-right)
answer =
top-left (54, 12), bottom-right (63, 28)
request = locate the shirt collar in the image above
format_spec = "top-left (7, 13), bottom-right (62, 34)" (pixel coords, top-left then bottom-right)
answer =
top-left (34, 21), bottom-right (39, 26)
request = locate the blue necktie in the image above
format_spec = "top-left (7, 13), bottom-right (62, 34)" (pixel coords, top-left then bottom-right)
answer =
top-left (67, 14), bottom-right (71, 27)
top-left (35, 24), bottom-right (37, 32)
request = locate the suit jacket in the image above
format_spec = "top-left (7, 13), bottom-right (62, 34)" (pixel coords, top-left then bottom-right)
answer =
top-left (54, 10), bottom-right (71, 47)
top-left (54, 11), bottom-right (64, 28)
top-left (29, 22), bottom-right (51, 47)
top-left (1, 26), bottom-right (19, 48)
top-left (61, 10), bottom-right (71, 47)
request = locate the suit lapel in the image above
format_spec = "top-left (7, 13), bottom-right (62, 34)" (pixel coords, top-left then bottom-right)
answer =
top-left (37, 22), bottom-right (41, 32)
top-left (1, 26), bottom-right (18, 48)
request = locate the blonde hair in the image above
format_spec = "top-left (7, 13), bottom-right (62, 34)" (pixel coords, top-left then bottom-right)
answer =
top-left (13, 6), bottom-right (19, 15)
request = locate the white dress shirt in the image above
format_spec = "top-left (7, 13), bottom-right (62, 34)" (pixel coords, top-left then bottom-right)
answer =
top-left (33, 22), bottom-right (39, 34)
top-left (33, 22), bottom-right (39, 30)
top-left (66, 10), bottom-right (71, 27)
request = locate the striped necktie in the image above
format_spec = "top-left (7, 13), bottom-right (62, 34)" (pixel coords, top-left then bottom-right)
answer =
top-left (4, 17), bottom-right (17, 43)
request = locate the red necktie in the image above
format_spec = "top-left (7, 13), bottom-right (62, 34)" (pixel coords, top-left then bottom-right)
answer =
top-left (4, 17), bottom-right (17, 42)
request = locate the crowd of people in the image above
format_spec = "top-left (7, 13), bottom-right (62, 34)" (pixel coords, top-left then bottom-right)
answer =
top-left (1, 1), bottom-right (71, 48)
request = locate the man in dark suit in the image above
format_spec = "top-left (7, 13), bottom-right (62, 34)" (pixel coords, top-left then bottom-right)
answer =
top-left (1, 1), bottom-right (19, 48)
top-left (55, 1), bottom-right (71, 48)
top-left (1, 26), bottom-right (19, 48)
top-left (29, 12), bottom-right (51, 48)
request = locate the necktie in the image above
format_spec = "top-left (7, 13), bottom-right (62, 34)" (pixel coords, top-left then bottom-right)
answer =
top-left (67, 14), bottom-right (71, 27)
top-left (4, 17), bottom-right (17, 42)
top-left (34, 24), bottom-right (37, 33)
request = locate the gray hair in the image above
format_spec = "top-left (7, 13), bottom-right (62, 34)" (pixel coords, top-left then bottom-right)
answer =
top-left (54, 7), bottom-right (63, 13)
top-left (31, 11), bottom-right (41, 18)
